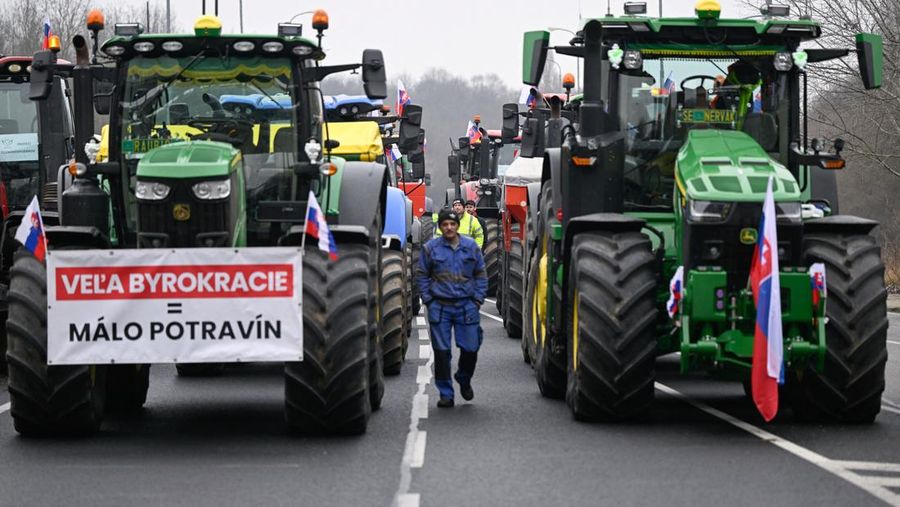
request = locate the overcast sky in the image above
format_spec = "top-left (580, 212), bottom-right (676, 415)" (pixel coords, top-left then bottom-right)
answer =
top-left (117, 0), bottom-right (749, 86)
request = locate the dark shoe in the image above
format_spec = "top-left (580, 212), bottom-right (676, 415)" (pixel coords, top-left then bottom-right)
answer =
top-left (459, 383), bottom-right (474, 401)
top-left (437, 397), bottom-right (455, 408)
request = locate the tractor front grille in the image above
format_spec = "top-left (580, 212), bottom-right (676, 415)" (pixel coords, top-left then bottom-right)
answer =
top-left (137, 181), bottom-right (229, 248)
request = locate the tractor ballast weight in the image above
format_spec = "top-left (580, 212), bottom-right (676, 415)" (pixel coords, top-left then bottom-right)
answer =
top-left (520, 4), bottom-right (888, 423)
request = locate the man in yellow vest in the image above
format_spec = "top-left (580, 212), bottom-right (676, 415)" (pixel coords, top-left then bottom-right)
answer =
top-left (435, 198), bottom-right (484, 248)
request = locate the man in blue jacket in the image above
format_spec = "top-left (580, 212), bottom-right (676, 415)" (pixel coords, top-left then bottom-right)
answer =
top-left (417, 208), bottom-right (488, 408)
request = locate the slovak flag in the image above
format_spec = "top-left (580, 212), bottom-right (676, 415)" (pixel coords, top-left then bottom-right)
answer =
top-left (518, 86), bottom-right (538, 109)
top-left (387, 143), bottom-right (402, 163)
top-left (304, 190), bottom-right (338, 261)
top-left (42, 18), bottom-right (53, 50)
top-left (396, 80), bottom-right (411, 117)
top-left (466, 120), bottom-right (482, 143)
top-left (810, 263), bottom-right (826, 309)
top-left (749, 176), bottom-right (784, 422)
top-left (662, 72), bottom-right (676, 95)
top-left (15, 196), bottom-right (47, 262)
top-left (667, 266), bottom-right (684, 319)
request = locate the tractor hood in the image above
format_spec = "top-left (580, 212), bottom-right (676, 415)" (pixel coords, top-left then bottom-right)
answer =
top-left (136, 141), bottom-right (240, 179)
top-left (675, 130), bottom-right (800, 202)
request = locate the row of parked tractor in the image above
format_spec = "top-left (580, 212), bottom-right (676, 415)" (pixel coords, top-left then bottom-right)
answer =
top-left (0, 0), bottom-right (892, 437)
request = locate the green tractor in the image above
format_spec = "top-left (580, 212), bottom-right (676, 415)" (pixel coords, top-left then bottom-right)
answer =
top-left (8, 11), bottom-right (391, 435)
top-left (522, 0), bottom-right (888, 422)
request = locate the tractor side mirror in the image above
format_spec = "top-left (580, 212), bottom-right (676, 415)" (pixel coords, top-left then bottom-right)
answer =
top-left (411, 161), bottom-right (425, 180)
top-left (457, 137), bottom-right (470, 162)
top-left (424, 173), bottom-right (431, 186)
top-left (29, 50), bottom-right (57, 100)
top-left (447, 153), bottom-right (460, 183)
top-left (856, 33), bottom-right (883, 90)
top-left (522, 30), bottom-right (550, 86)
top-left (501, 103), bottom-right (519, 143)
top-left (520, 116), bottom-right (545, 158)
top-left (398, 104), bottom-right (422, 153)
top-left (362, 49), bottom-right (387, 99)
top-left (93, 80), bottom-right (113, 115)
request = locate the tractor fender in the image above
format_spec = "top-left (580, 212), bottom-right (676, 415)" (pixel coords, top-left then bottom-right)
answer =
top-left (280, 224), bottom-right (370, 247)
top-left (526, 181), bottom-right (543, 248)
top-left (424, 197), bottom-right (435, 215)
top-left (339, 161), bottom-right (389, 236)
top-left (44, 225), bottom-right (111, 249)
top-left (803, 215), bottom-right (878, 236)
top-left (542, 148), bottom-right (563, 214)
top-left (404, 196), bottom-right (414, 241)
top-left (561, 214), bottom-right (647, 305)
top-left (384, 187), bottom-right (408, 249)
top-left (382, 234), bottom-right (403, 252)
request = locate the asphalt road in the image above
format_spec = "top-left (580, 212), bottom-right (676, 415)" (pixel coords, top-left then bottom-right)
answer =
top-left (1, 309), bottom-right (898, 506)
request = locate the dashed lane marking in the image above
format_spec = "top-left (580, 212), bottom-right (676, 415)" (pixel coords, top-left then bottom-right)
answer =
top-left (392, 316), bottom-right (432, 507)
top-left (0, 402), bottom-right (8, 415)
top-left (416, 316), bottom-right (426, 327)
top-left (480, 311), bottom-right (503, 323)
top-left (656, 382), bottom-right (900, 506)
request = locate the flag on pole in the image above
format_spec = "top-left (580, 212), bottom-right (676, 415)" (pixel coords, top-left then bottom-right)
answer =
top-left (386, 143), bottom-right (402, 163)
top-left (42, 18), bottom-right (54, 50)
top-left (810, 262), bottom-right (826, 309)
top-left (304, 190), bottom-right (338, 261)
top-left (666, 266), bottom-right (684, 319)
top-left (15, 196), bottom-right (47, 262)
top-left (518, 86), bottom-right (538, 109)
top-left (662, 72), bottom-right (676, 95)
top-left (466, 120), bottom-right (482, 143)
top-left (396, 80), bottom-right (411, 117)
top-left (749, 176), bottom-right (784, 422)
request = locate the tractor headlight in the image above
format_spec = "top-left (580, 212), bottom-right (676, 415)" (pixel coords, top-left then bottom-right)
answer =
top-left (133, 41), bottom-right (155, 53)
top-left (192, 179), bottom-right (231, 200)
top-left (623, 50), bottom-right (643, 70)
top-left (104, 45), bottom-right (126, 56)
top-left (774, 52), bottom-right (793, 72)
top-left (775, 202), bottom-right (801, 222)
top-left (135, 181), bottom-right (171, 201)
top-left (687, 200), bottom-right (732, 222)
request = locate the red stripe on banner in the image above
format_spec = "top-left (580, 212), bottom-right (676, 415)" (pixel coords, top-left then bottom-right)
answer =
top-left (55, 264), bottom-right (294, 300)
top-left (751, 323), bottom-right (779, 422)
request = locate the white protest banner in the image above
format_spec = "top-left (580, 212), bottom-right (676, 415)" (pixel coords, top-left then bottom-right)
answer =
top-left (0, 133), bottom-right (39, 162)
top-left (47, 247), bottom-right (303, 365)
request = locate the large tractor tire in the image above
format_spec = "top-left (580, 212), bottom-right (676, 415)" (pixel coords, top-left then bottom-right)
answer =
top-left (484, 219), bottom-right (501, 297)
top-left (403, 244), bottom-right (413, 342)
top-left (528, 185), bottom-right (566, 397)
top-left (368, 238), bottom-right (384, 411)
top-left (381, 249), bottom-right (407, 376)
top-left (505, 233), bottom-right (524, 341)
top-left (792, 232), bottom-right (888, 423)
top-left (420, 215), bottom-right (435, 244)
top-left (496, 246), bottom-right (505, 315)
top-left (565, 231), bottom-right (658, 421)
top-left (175, 363), bottom-right (225, 377)
top-left (106, 364), bottom-right (150, 412)
top-left (285, 243), bottom-right (372, 435)
top-left (0, 285), bottom-right (8, 375)
top-left (6, 250), bottom-right (107, 436)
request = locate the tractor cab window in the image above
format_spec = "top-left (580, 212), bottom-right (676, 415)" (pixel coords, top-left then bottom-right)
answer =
top-left (613, 56), bottom-right (787, 210)
top-left (0, 81), bottom-right (40, 210)
top-left (120, 55), bottom-right (300, 206)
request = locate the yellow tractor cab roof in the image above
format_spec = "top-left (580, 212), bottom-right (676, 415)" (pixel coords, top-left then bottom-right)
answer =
top-left (323, 121), bottom-right (384, 162)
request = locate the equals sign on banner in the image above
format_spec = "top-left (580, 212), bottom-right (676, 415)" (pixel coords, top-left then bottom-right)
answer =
top-left (167, 302), bottom-right (182, 314)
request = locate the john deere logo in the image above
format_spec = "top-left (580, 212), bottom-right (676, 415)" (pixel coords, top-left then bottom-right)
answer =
top-left (173, 204), bottom-right (191, 221)
top-left (740, 228), bottom-right (758, 245)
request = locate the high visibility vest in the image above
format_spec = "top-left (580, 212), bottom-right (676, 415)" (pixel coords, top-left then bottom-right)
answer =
top-left (433, 212), bottom-right (484, 248)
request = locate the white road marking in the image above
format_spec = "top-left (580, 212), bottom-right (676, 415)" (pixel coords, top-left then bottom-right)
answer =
top-left (0, 402), bottom-right (9, 415)
top-left (837, 461), bottom-right (900, 473)
top-left (882, 405), bottom-right (900, 416)
top-left (416, 316), bottom-right (426, 327)
top-left (887, 340), bottom-right (900, 347)
top-left (392, 319), bottom-right (433, 507)
top-left (480, 311), bottom-right (503, 323)
top-left (656, 383), bottom-right (900, 506)
top-left (883, 398), bottom-right (900, 409)
top-left (396, 494), bottom-right (420, 507)
top-left (411, 431), bottom-right (427, 468)
top-left (485, 297), bottom-right (496, 304)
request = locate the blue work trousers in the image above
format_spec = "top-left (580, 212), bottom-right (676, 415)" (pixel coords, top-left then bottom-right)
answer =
top-left (427, 300), bottom-right (482, 399)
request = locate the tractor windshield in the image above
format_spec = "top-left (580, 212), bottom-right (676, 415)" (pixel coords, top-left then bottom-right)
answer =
top-left (0, 81), bottom-right (41, 210)
top-left (614, 57), bottom-right (788, 209)
top-left (496, 142), bottom-right (518, 178)
top-left (119, 54), bottom-right (300, 205)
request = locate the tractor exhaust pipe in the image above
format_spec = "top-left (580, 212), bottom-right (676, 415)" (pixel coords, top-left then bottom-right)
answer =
top-left (71, 34), bottom-right (94, 164)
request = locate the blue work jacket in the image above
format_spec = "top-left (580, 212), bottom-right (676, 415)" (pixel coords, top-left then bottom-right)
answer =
top-left (417, 235), bottom-right (488, 305)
